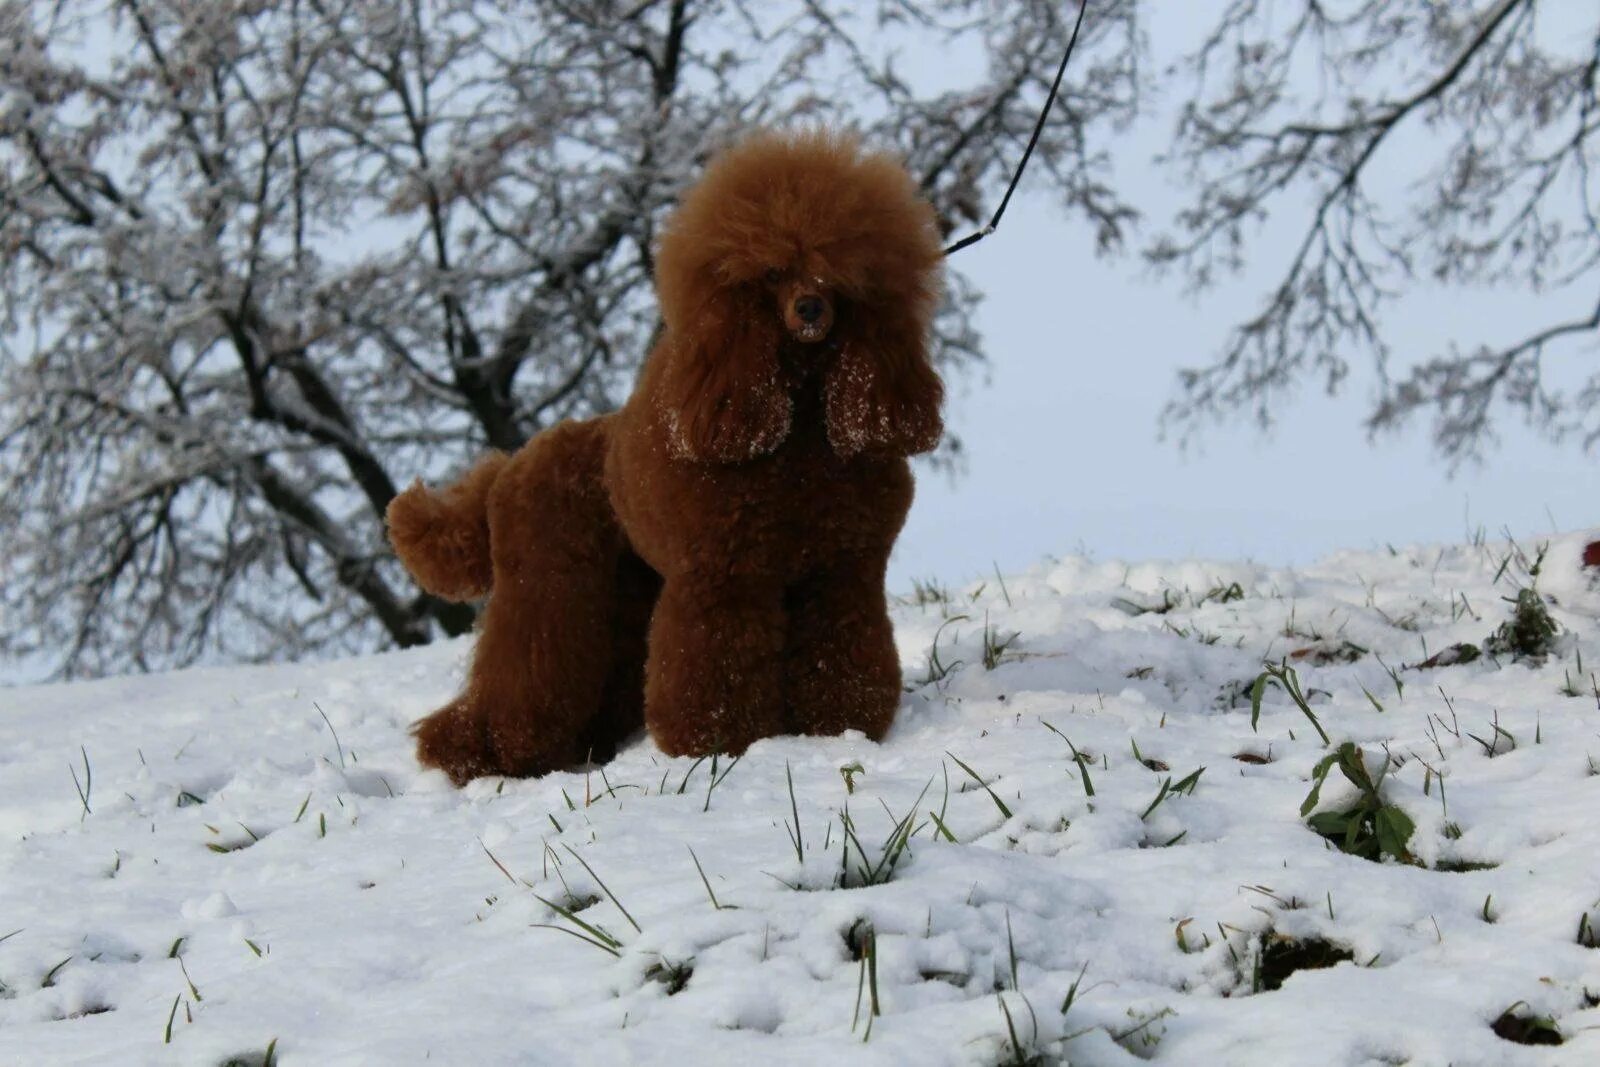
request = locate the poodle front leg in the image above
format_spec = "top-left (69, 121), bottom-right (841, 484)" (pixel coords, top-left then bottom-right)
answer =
top-left (784, 557), bottom-right (903, 742)
top-left (644, 573), bottom-right (788, 756)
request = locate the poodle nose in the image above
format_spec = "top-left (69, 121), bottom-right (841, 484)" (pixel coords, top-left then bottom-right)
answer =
top-left (794, 296), bottom-right (825, 324)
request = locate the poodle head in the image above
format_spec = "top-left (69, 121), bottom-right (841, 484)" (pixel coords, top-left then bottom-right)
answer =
top-left (653, 128), bottom-right (947, 462)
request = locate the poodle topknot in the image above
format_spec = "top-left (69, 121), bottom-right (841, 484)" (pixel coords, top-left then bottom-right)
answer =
top-left (388, 128), bottom-right (947, 784)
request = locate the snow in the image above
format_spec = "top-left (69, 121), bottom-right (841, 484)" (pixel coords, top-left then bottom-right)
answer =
top-left (4, 531), bottom-right (1600, 1065)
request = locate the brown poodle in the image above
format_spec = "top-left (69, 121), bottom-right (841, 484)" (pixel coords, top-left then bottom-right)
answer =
top-left (387, 129), bottom-right (946, 784)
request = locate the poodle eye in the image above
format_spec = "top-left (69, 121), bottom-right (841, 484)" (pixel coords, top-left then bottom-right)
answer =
top-left (762, 268), bottom-right (783, 287)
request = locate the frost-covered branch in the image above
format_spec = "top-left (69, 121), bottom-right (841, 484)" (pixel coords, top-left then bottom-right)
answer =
top-left (1153, 0), bottom-right (1600, 462)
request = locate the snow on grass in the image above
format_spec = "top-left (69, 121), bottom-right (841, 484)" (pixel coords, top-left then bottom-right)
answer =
top-left (4, 532), bottom-right (1600, 1065)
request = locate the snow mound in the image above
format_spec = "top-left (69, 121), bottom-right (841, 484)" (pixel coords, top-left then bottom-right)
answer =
top-left (4, 532), bottom-right (1600, 1065)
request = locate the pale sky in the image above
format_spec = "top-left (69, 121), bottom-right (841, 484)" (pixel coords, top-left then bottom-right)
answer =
top-left (890, 201), bottom-right (1597, 588)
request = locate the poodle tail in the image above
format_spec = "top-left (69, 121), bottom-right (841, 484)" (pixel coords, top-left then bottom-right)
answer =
top-left (386, 452), bottom-right (510, 602)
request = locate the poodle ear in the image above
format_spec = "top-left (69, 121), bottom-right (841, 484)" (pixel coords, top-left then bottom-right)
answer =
top-left (825, 311), bottom-right (944, 458)
top-left (656, 287), bottom-right (792, 463)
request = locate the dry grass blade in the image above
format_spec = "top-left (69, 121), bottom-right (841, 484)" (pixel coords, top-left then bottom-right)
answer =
top-left (69, 745), bottom-right (92, 820)
top-left (688, 846), bottom-right (733, 910)
top-left (530, 890), bottom-right (623, 954)
top-left (313, 702), bottom-right (346, 768)
top-left (478, 838), bottom-right (518, 884)
top-left (529, 920), bottom-right (623, 957)
top-left (784, 761), bottom-right (805, 863)
top-left (562, 844), bottom-right (641, 933)
top-left (1042, 720), bottom-right (1095, 797)
top-left (162, 994), bottom-right (181, 1044)
top-left (946, 751), bottom-right (1013, 819)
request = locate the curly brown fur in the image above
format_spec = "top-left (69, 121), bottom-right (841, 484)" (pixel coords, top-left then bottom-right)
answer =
top-left (388, 451), bottom-right (509, 602)
top-left (393, 128), bottom-right (945, 784)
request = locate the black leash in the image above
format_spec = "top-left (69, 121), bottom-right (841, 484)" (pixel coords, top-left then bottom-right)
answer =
top-left (943, 1), bottom-right (1090, 257)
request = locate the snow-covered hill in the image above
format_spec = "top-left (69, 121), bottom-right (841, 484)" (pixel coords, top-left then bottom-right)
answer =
top-left (4, 532), bottom-right (1600, 1066)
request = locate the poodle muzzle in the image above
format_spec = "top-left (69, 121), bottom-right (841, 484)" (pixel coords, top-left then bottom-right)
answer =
top-left (780, 280), bottom-right (835, 344)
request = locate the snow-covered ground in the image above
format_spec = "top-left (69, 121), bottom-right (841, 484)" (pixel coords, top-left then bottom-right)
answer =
top-left (4, 532), bottom-right (1600, 1066)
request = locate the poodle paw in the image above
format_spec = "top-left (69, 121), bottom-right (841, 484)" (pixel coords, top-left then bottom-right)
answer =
top-left (411, 700), bottom-right (495, 786)
top-left (647, 706), bottom-right (787, 759)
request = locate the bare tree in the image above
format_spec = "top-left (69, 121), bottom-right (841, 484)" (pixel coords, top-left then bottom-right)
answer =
top-left (1153, 0), bottom-right (1600, 461)
top-left (0, 0), bottom-right (1139, 677)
